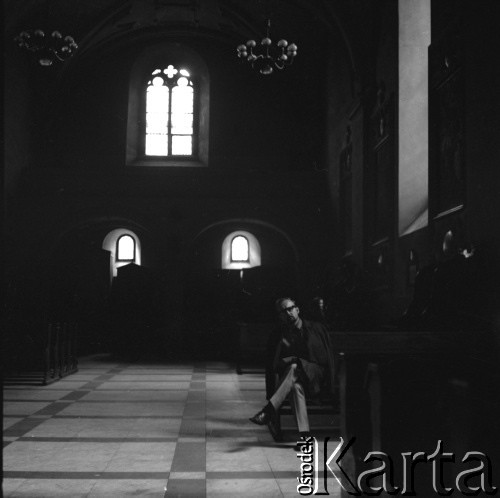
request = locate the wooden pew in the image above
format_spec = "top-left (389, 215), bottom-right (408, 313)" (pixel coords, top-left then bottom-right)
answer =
top-left (333, 330), bottom-right (500, 497)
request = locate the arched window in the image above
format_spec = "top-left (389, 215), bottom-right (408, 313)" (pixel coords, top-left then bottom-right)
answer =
top-left (222, 231), bottom-right (261, 269)
top-left (231, 235), bottom-right (249, 262)
top-left (146, 65), bottom-right (194, 156)
top-left (103, 229), bottom-right (142, 279)
top-left (116, 234), bottom-right (136, 261)
top-left (127, 43), bottom-right (209, 167)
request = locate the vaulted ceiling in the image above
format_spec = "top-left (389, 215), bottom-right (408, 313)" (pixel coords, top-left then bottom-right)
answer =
top-left (5, 0), bottom-right (383, 85)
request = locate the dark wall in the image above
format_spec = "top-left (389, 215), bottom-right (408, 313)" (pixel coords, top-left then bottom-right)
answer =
top-left (324, 0), bottom-right (500, 334)
top-left (46, 31), bottom-right (327, 173)
top-left (3, 6), bottom-right (335, 360)
top-left (4, 0), bottom-right (500, 361)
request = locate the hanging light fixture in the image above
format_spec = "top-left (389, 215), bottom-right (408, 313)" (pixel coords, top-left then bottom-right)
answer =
top-left (14, 29), bottom-right (78, 67)
top-left (236, 19), bottom-right (297, 75)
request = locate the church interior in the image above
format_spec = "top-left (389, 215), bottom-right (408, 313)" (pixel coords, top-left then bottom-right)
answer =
top-left (3, 0), bottom-right (500, 496)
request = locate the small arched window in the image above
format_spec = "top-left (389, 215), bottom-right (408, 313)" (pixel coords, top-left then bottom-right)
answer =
top-left (116, 234), bottom-right (136, 261)
top-left (146, 65), bottom-right (194, 156)
top-left (103, 229), bottom-right (142, 279)
top-left (231, 235), bottom-right (249, 262)
top-left (222, 231), bottom-right (261, 269)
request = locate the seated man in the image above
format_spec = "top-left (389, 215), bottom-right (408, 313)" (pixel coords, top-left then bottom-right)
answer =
top-left (249, 297), bottom-right (335, 441)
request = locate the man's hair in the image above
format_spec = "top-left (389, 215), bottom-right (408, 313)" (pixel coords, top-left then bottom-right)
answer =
top-left (274, 297), bottom-right (295, 312)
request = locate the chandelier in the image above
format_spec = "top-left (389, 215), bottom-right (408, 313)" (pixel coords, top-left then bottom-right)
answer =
top-left (236, 19), bottom-right (297, 75)
top-left (15, 29), bottom-right (78, 67)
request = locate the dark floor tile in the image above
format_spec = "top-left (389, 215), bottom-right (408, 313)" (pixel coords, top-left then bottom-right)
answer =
top-left (179, 419), bottom-right (206, 437)
top-left (33, 401), bottom-right (74, 416)
top-left (165, 478), bottom-right (206, 497)
top-left (60, 390), bottom-right (91, 401)
top-left (186, 391), bottom-right (205, 402)
top-left (183, 402), bottom-right (206, 418)
top-left (189, 381), bottom-right (206, 389)
top-left (170, 443), bottom-right (206, 472)
top-left (3, 417), bottom-right (49, 437)
top-left (191, 374), bottom-right (206, 381)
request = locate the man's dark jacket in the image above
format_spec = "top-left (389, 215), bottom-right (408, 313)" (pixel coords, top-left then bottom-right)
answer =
top-left (265, 319), bottom-right (335, 400)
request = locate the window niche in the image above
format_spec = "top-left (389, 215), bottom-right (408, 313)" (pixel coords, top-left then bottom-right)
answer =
top-left (126, 42), bottom-right (209, 167)
top-left (222, 231), bottom-right (261, 270)
top-left (103, 229), bottom-right (141, 279)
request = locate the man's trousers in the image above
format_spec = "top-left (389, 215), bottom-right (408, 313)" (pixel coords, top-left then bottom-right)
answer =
top-left (269, 363), bottom-right (309, 432)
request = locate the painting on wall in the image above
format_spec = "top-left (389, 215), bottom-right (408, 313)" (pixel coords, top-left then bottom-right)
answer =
top-left (429, 23), bottom-right (465, 219)
top-left (368, 85), bottom-right (395, 246)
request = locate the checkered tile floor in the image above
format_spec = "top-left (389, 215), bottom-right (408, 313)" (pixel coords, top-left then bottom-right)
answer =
top-left (3, 354), bottom-right (341, 497)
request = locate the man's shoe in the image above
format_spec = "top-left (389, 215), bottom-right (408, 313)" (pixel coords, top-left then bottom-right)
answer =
top-left (249, 410), bottom-right (270, 426)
